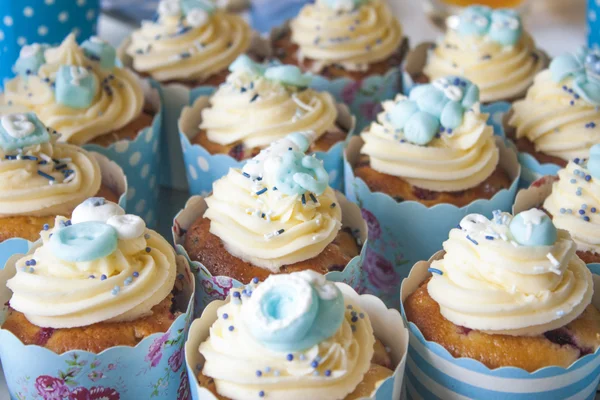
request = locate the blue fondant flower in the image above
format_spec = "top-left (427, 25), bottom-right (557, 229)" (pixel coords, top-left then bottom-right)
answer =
top-left (454, 6), bottom-right (523, 46)
top-left (550, 47), bottom-right (600, 106)
top-left (388, 76), bottom-right (480, 146)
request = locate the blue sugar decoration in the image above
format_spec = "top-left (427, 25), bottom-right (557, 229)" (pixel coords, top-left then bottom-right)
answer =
top-left (286, 354), bottom-right (294, 361)
top-left (466, 235), bottom-right (478, 245)
top-left (228, 326), bottom-right (235, 331)
top-left (428, 267), bottom-right (444, 275)
top-left (223, 313), bottom-right (229, 319)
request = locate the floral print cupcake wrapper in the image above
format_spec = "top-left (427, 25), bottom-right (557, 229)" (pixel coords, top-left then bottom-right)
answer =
top-left (400, 252), bottom-right (600, 400)
top-left (0, 151), bottom-right (127, 271)
top-left (185, 281), bottom-right (409, 400)
top-left (178, 96), bottom-right (355, 196)
top-left (0, 253), bottom-right (195, 400)
top-left (344, 116), bottom-right (521, 309)
top-left (84, 79), bottom-right (163, 228)
top-left (172, 192), bottom-right (372, 318)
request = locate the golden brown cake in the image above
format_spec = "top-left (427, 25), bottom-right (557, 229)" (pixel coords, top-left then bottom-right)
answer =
top-left (506, 127), bottom-right (567, 167)
top-left (87, 111), bottom-right (156, 147)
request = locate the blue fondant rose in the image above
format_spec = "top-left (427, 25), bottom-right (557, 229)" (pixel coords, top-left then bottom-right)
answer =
top-left (455, 6), bottom-right (523, 46)
top-left (550, 47), bottom-right (600, 106)
top-left (389, 76), bottom-right (479, 146)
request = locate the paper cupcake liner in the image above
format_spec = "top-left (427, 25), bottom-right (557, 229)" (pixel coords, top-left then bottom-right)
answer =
top-left (270, 24), bottom-right (409, 133)
top-left (0, 151), bottom-right (127, 270)
top-left (84, 79), bottom-right (163, 228)
top-left (0, 248), bottom-right (195, 400)
top-left (178, 97), bottom-right (355, 196)
top-left (344, 112), bottom-right (521, 309)
top-left (400, 252), bottom-right (600, 400)
top-left (184, 281), bottom-right (408, 400)
top-left (171, 191), bottom-right (369, 317)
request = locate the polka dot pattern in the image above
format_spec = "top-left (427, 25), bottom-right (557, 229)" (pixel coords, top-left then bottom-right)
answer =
top-left (590, 1), bottom-right (600, 49)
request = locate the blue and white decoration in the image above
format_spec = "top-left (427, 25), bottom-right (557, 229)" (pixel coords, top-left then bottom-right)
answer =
top-left (550, 46), bottom-right (600, 105)
top-left (449, 5), bottom-right (523, 46)
top-left (0, 0), bottom-right (100, 87)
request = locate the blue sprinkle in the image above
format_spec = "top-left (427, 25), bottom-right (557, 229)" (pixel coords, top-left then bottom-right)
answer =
top-left (574, 157), bottom-right (581, 164)
top-left (428, 267), bottom-right (444, 275)
top-left (579, 209), bottom-right (586, 215)
top-left (299, 354), bottom-right (306, 361)
top-left (112, 286), bottom-right (120, 295)
top-left (256, 188), bottom-right (267, 195)
top-left (145, 247), bottom-right (151, 253)
top-left (101, 274), bottom-right (107, 281)
top-left (359, 313), bottom-right (364, 318)
top-left (485, 236), bottom-right (494, 240)
top-left (233, 291), bottom-right (241, 298)
top-left (301, 194), bottom-right (306, 205)
top-left (252, 277), bottom-right (259, 284)
top-left (29, 267), bottom-right (35, 273)
top-left (124, 277), bottom-right (133, 286)
top-left (89, 275), bottom-right (95, 279)
top-left (133, 271), bottom-right (139, 278)
top-left (242, 172), bottom-right (250, 178)
top-left (560, 208), bottom-right (566, 214)
top-left (309, 193), bottom-right (317, 203)
top-left (570, 179), bottom-right (577, 184)
top-left (37, 170), bottom-right (55, 181)
top-left (592, 207), bottom-right (597, 213)
top-left (228, 325), bottom-right (234, 331)
top-left (272, 187), bottom-right (278, 191)
top-left (256, 370), bottom-right (262, 377)
top-left (250, 94), bottom-right (259, 102)
top-left (43, 224), bottom-right (49, 231)
top-left (347, 305), bottom-right (353, 309)
top-left (287, 354), bottom-right (293, 361)
top-left (259, 391), bottom-right (265, 398)
top-left (311, 360), bottom-right (319, 368)
top-left (313, 370), bottom-right (319, 376)
top-left (325, 369), bottom-right (331, 377)
top-left (583, 216), bottom-right (591, 221)
top-left (466, 235), bottom-right (478, 245)
top-left (223, 313), bottom-right (228, 319)
top-left (585, 175), bottom-right (592, 181)
top-left (351, 325), bottom-right (356, 332)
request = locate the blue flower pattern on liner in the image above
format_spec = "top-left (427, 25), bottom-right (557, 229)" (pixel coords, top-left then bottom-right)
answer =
top-left (229, 54), bottom-right (313, 88)
top-left (14, 44), bottom-right (48, 80)
top-left (508, 209), bottom-right (558, 247)
top-left (55, 65), bottom-right (97, 109)
top-left (454, 6), bottom-right (523, 46)
top-left (550, 47), bottom-right (600, 106)
top-left (587, 144), bottom-right (600, 180)
top-left (81, 37), bottom-right (116, 71)
top-left (0, 112), bottom-right (50, 151)
top-left (388, 76), bottom-right (479, 145)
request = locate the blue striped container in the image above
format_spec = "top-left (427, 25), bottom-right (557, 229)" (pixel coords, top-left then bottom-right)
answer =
top-left (401, 254), bottom-right (600, 400)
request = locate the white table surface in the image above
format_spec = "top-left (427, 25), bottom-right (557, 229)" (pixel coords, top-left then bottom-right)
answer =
top-left (0, 0), bottom-right (590, 398)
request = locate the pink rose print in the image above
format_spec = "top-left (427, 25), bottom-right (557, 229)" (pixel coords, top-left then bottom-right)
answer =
top-left (359, 101), bottom-right (382, 122)
top-left (364, 247), bottom-right (400, 293)
top-left (146, 333), bottom-right (170, 367)
top-left (70, 386), bottom-right (120, 400)
top-left (361, 208), bottom-right (381, 240)
top-left (107, 364), bottom-right (116, 371)
top-left (341, 80), bottom-right (362, 104)
top-left (177, 370), bottom-right (191, 400)
top-left (87, 371), bottom-right (104, 382)
top-left (35, 376), bottom-right (70, 400)
top-left (168, 348), bottom-right (184, 372)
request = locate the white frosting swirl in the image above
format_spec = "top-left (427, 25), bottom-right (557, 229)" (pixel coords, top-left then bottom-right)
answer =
top-left (427, 212), bottom-right (594, 336)
top-left (543, 161), bottom-right (600, 254)
top-left (126, 10), bottom-right (251, 82)
top-left (0, 137), bottom-right (101, 218)
top-left (424, 30), bottom-right (545, 102)
top-left (290, 0), bottom-right (403, 72)
top-left (6, 210), bottom-right (177, 329)
top-left (360, 95), bottom-right (499, 191)
top-left (3, 34), bottom-right (144, 145)
top-left (199, 282), bottom-right (374, 400)
top-left (510, 70), bottom-right (600, 161)
top-left (201, 69), bottom-right (339, 148)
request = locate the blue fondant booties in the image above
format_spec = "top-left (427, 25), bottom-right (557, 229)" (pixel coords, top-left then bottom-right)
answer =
top-left (550, 47), bottom-right (600, 106)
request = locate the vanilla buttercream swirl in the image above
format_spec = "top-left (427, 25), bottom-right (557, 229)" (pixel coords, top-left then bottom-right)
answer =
top-left (360, 96), bottom-right (499, 192)
top-left (199, 274), bottom-right (374, 400)
top-left (126, 10), bottom-right (251, 82)
top-left (6, 215), bottom-right (176, 329)
top-left (424, 30), bottom-right (545, 102)
top-left (3, 35), bottom-right (144, 145)
top-left (543, 161), bottom-right (600, 254)
top-left (427, 212), bottom-right (594, 336)
top-left (290, 0), bottom-right (403, 72)
top-left (510, 70), bottom-right (600, 161)
top-left (0, 137), bottom-right (101, 218)
top-left (201, 70), bottom-right (339, 148)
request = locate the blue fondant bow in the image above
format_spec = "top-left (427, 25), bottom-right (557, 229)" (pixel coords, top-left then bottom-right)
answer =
top-left (550, 47), bottom-right (600, 106)
top-left (454, 6), bottom-right (522, 46)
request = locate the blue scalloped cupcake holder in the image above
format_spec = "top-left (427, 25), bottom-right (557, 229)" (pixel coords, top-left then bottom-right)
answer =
top-left (179, 95), bottom-right (354, 196)
top-left (344, 104), bottom-right (521, 309)
top-left (0, 250), bottom-right (195, 400)
top-left (84, 80), bottom-right (163, 228)
top-left (172, 193), bottom-right (368, 317)
top-left (400, 257), bottom-right (600, 399)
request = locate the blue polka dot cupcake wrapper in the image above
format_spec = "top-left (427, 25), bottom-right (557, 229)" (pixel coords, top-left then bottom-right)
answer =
top-left (84, 80), bottom-right (163, 228)
top-left (401, 256), bottom-right (600, 400)
top-left (0, 0), bottom-right (99, 86)
top-left (185, 280), bottom-right (410, 400)
top-left (344, 133), bottom-right (521, 309)
top-left (0, 252), bottom-right (195, 400)
top-left (179, 95), bottom-right (356, 197)
top-left (171, 193), bottom-right (367, 318)
top-left (588, 0), bottom-right (600, 49)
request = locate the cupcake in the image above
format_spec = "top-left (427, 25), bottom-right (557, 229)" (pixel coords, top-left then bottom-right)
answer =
top-left (0, 112), bottom-right (125, 243)
top-left (178, 131), bottom-right (362, 284)
top-left (186, 270), bottom-right (407, 399)
top-left (184, 55), bottom-right (349, 162)
top-left (0, 198), bottom-right (194, 399)
top-left (354, 76), bottom-right (511, 207)
top-left (124, 0), bottom-right (253, 87)
top-left (418, 6), bottom-right (546, 103)
top-left (272, 0), bottom-right (406, 81)
top-left (508, 47), bottom-right (600, 167)
top-left (401, 209), bottom-right (600, 398)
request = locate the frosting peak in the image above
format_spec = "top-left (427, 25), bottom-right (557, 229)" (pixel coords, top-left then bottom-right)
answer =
top-left (427, 210), bottom-right (594, 336)
top-left (199, 271), bottom-right (374, 400)
top-left (6, 198), bottom-right (177, 329)
top-left (204, 133), bottom-right (342, 271)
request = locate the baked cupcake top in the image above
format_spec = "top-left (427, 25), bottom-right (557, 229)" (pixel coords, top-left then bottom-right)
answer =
top-left (427, 209), bottom-right (593, 336)
top-left (3, 34), bottom-right (144, 145)
top-left (543, 146), bottom-right (600, 254)
top-left (199, 270), bottom-right (374, 399)
top-left (424, 6), bottom-right (545, 103)
top-left (510, 47), bottom-right (600, 161)
top-left (201, 56), bottom-right (339, 149)
top-left (126, 0), bottom-right (252, 82)
top-left (360, 76), bottom-right (499, 192)
top-left (6, 198), bottom-right (177, 329)
top-left (289, 0), bottom-right (403, 72)
top-left (0, 112), bottom-right (101, 218)
top-left (204, 132), bottom-right (341, 271)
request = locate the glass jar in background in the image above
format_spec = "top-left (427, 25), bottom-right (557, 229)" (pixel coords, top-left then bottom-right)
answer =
top-left (423, 0), bottom-right (530, 29)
